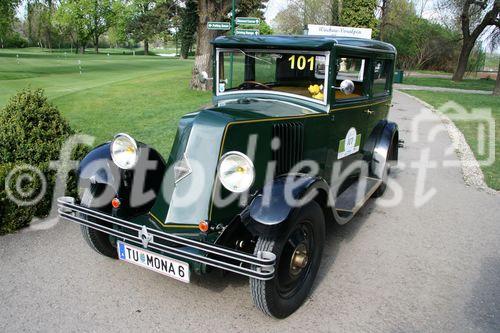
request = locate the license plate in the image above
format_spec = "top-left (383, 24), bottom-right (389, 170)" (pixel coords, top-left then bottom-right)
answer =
top-left (117, 241), bottom-right (190, 283)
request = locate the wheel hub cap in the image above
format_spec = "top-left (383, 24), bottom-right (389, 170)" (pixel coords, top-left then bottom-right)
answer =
top-left (290, 243), bottom-right (309, 275)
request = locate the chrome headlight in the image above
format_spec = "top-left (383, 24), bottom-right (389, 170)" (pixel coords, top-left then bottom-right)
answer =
top-left (110, 133), bottom-right (139, 169)
top-left (218, 151), bottom-right (255, 193)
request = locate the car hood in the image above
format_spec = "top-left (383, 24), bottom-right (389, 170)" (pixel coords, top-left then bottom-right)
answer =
top-left (149, 98), bottom-right (323, 226)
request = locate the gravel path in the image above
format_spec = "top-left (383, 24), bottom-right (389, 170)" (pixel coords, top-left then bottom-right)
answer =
top-left (395, 84), bottom-right (492, 95)
top-left (1, 92), bottom-right (499, 332)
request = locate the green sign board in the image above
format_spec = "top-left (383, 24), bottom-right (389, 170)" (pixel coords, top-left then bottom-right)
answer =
top-left (207, 22), bottom-right (231, 30)
top-left (235, 28), bottom-right (260, 36)
top-left (235, 17), bottom-right (260, 25)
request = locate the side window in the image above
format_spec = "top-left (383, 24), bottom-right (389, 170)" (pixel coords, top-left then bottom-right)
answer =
top-left (372, 59), bottom-right (392, 96)
top-left (335, 56), bottom-right (369, 101)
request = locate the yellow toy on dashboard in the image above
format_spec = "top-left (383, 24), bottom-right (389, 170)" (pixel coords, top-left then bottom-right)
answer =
top-left (308, 84), bottom-right (324, 100)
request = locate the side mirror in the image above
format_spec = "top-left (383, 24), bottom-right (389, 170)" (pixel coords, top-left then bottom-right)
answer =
top-left (198, 71), bottom-right (211, 84)
top-left (339, 79), bottom-right (355, 95)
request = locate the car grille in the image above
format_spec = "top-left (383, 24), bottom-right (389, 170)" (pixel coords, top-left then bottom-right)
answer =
top-left (272, 122), bottom-right (304, 175)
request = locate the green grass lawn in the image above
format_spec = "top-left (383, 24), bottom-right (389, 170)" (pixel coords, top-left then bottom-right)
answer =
top-left (484, 53), bottom-right (499, 70)
top-left (402, 76), bottom-right (496, 91)
top-left (0, 49), bottom-right (210, 156)
top-left (412, 69), bottom-right (452, 75)
top-left (405, 91), bottom-right (500, 190)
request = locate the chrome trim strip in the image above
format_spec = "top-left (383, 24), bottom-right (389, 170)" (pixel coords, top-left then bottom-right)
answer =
top-left (57, 198), bottom-right (276, 280)
top-left (58, 200), bottom-right (272, 265)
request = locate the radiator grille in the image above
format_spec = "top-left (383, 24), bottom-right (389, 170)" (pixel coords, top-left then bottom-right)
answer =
top-left (272, 122), bottom-right (304, 175)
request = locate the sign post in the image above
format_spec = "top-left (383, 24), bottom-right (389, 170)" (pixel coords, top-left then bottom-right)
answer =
top-left (209, 11), bottom-right (262, 87)
top-left (207, 22), bottom-right (231, 30)
top-left (235, 17), bottom-right (260, 25)
top-left (235, 29), bottom-right (260, 36)
top-left (229, 0), bottom-right (236, 87)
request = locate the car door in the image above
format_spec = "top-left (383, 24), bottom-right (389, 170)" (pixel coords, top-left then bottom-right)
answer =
top-left (363, 57), bottom-right (394, 142)
top-left (326, 54), bottom-right (371, 185)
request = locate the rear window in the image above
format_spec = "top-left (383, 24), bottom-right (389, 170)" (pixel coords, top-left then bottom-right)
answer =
top-left (372, 59), bottom-right (392, 96)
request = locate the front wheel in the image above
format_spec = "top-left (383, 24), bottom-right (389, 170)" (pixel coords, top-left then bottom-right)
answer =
top-left (80, 223), bottom-right (117, 259)
top-left (78, 188), bottom-right (117, 259)
top-left (250, 201), bottom-right (325, 318)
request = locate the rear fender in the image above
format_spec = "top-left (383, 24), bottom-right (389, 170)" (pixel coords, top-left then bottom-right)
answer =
top-left (372, 121), bottom-right (398, 179)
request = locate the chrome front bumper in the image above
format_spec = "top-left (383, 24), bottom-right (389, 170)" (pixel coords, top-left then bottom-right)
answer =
top-left (57, 197), bottom-right (276, 280)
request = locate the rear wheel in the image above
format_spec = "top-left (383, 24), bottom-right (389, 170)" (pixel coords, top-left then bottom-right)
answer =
top-left (250, 201), bottom-right (325, 318)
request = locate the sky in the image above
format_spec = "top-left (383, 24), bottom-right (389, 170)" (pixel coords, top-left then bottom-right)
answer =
top-left (264, 0), bottom-right (288, 23)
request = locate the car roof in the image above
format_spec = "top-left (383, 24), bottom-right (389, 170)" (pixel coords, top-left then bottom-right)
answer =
top-left (212, 35), bottom-right (396, 53)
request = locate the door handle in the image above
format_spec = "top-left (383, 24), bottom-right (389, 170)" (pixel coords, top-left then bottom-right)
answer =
top-left (364, 109), bottom-right (374, 115)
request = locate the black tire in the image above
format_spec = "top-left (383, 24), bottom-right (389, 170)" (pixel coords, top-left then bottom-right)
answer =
top-left (80, 215), bottom-right (117, 259)
top-left (250, 200), bottom-right (325, 318)
top-left (79, 187), bottom-right (117, 259)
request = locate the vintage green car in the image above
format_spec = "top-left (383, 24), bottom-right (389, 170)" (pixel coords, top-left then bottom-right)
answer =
top-left (58, 35), bottom-right (399, 318)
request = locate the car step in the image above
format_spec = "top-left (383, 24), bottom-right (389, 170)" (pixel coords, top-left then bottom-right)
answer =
top-left (335, 177), bottom-right (382, 214)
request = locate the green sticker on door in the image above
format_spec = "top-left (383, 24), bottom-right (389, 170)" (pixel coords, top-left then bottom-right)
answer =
top-left (338, 127), bottom-right (361, 159)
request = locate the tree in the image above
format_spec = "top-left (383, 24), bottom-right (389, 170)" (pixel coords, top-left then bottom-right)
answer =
top-left (273, 3), bottom-right (305, 34)
top-left (382, 0), bottom-right (461, 71)
top-left (442, 0), bottom-right (500, 81)
top-left (236, 0), bottom-right (268, 18)
top-left (88, 0), bottom-right (115, 53)
top-left (0, 0), bottom-right (20, 48)
top-left (25, 0), bottom-right (55, 49)
top-left (55, 0), bottom-right (91, 53)
top-left (178, 0), bottom-right (198, 59)
top-left (340, 0), bottom-right (378, 34)
top-left (127, 0), bottom-right (176, 55)
top-left (378, 0), bottom-right (391, 41)
top-left (108, 0), bottom-right (132, 47)
top-left (258, 20), bottom-right (273, 35)
top-left (494, 58), bottom-right (500, 95)
top-left (190, 0), bottom-right (230, 90)
top-left (490, 28), bottom-right (500, 95)
top-left (272, 0), bottom-right (332, 34)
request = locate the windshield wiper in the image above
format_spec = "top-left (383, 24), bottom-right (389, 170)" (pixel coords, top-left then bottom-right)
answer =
top-left (236, 49), bottom-right (273, 65)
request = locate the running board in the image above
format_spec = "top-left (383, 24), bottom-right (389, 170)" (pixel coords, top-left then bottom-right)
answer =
top-left (335, 177), bottom-right (382, 214)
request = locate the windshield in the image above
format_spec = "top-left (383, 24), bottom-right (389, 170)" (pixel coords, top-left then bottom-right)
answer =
top-left (216, 49), bottom-right (329, 104)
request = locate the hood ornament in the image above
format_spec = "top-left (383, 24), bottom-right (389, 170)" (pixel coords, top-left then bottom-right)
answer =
top-left (139, 225), bottom-right (153, 248)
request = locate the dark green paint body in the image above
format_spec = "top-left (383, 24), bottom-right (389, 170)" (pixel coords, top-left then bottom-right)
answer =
top-left (128, 36), bottom-right (396, 273)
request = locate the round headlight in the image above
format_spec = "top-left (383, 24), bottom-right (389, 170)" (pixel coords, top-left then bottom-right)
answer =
top-left (110, 133), bottom-right (138, 169)
top-left (218, 152), bottom-right (255, 193)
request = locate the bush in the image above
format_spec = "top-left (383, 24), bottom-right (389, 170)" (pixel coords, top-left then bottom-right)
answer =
top-left (0, 89), bottom-right (88, 234)
top-left (3, 32), bottom-right (29, 48)
top-left (0, 163), bottom-right (38, 235)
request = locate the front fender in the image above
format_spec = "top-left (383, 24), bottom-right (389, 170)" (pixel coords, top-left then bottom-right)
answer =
top-left (245, 175), bottom-right (330, 236)
top-left (77, 142), bottom-right (167, 217)
top-left (78, 143), bottom-right (119, 189)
